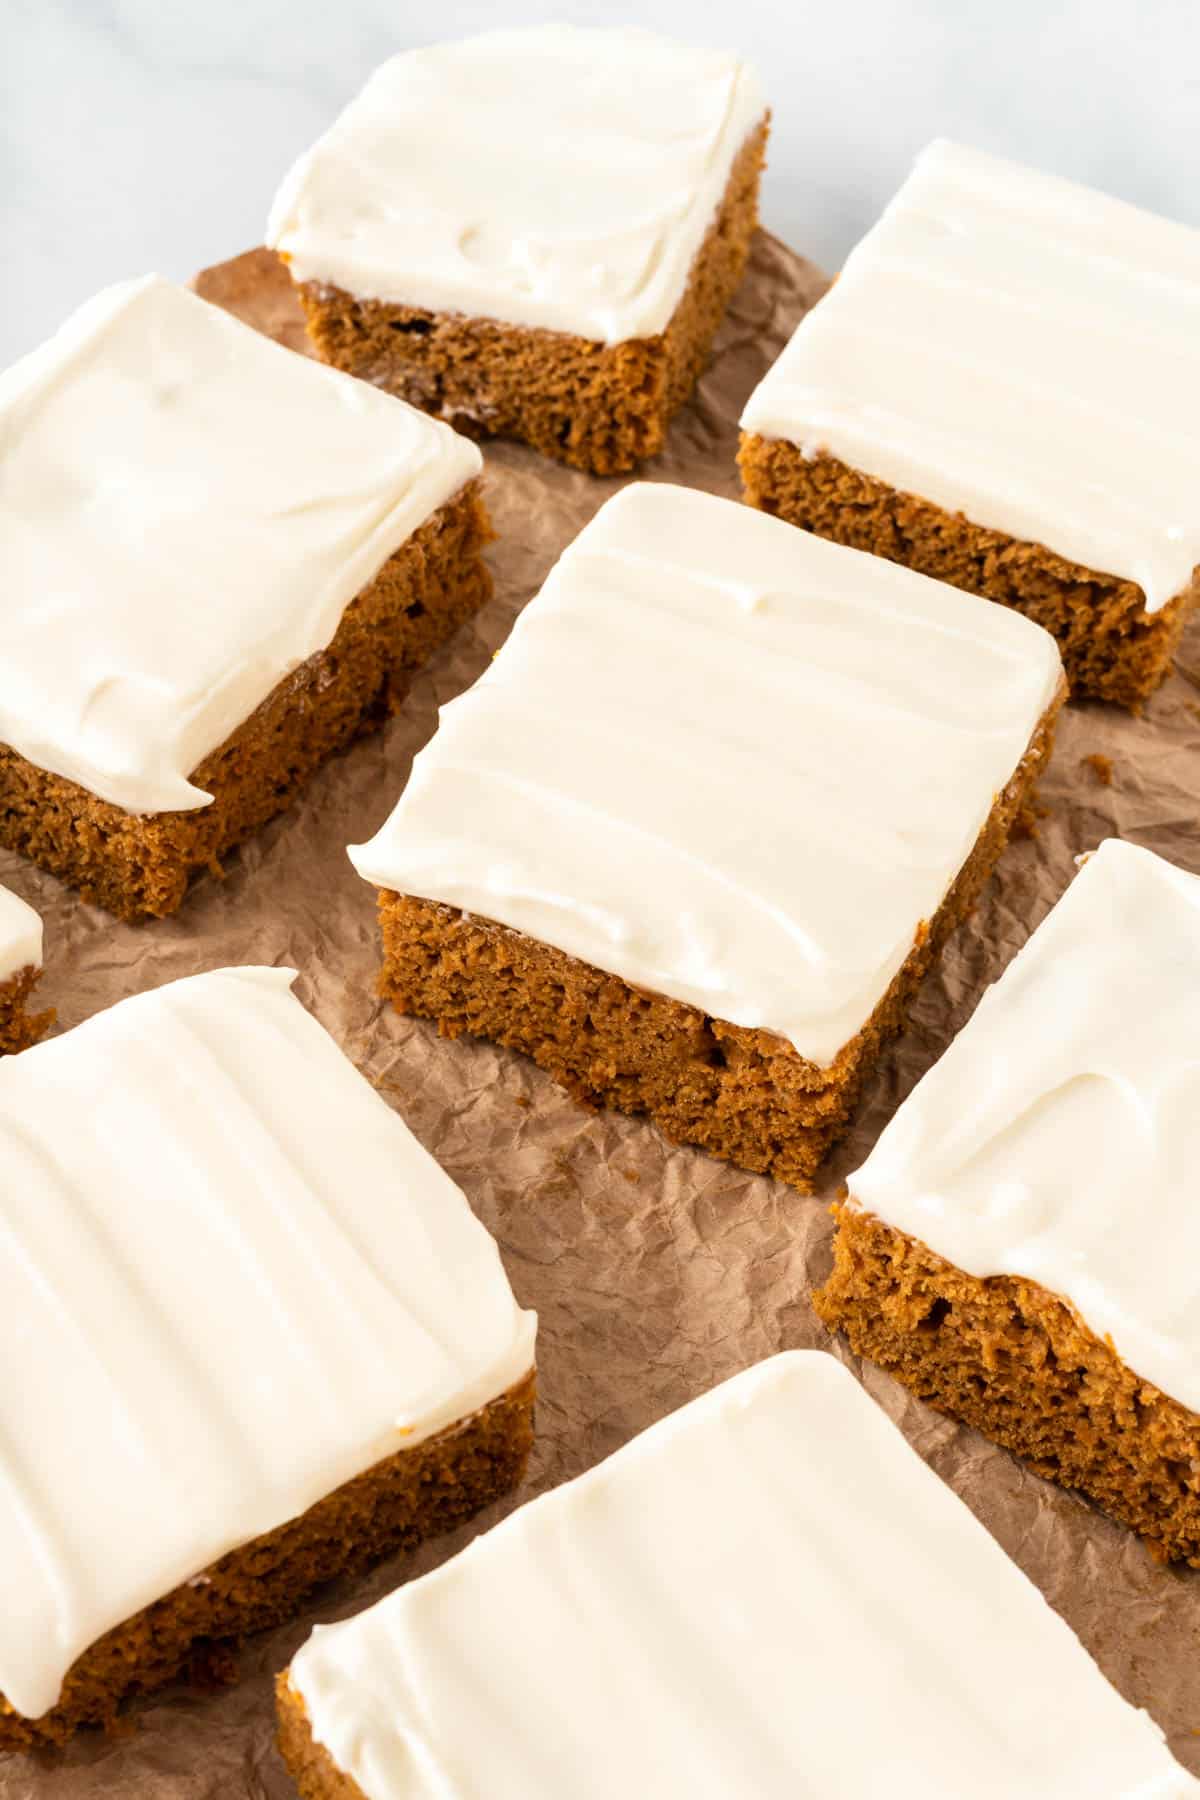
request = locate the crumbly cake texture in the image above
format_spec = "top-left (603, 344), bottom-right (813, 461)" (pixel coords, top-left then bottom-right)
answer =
top-left (738, 139), bottom-right (1200, 707)
top-left (0, 967), bottom-right (536, 1745)
top-left (279, 1690), bottom-right (365, 1800)
top-left (372, 695), bottom-right (1059, 1188)
top-left (817, 1212), bottom-right (1200, 1565)
top-left (0, 964), bottom-right (53, 1053)
top-left (817, 841), bottom-right (1200, 1562)
top-left (275, 1354), bottom-right (1193, 1799)
top-left (0, 1374), bottom-right (534, 1751)
top-left (291, 120), bottom-right (767, 475)
top-left (0, 481), bottom-right (491, 921)
top-left (738, 438), bottom-right (1198, 707)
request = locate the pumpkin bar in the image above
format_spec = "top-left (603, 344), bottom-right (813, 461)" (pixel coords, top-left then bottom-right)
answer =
top-left (818, 840), bottom-right (1200, 1564)
top-left (0, 274), bottom-right (488, 920)
top-left (0, 884), bottom-right (51, 1051)
top-left (277, 1352), bottom-right (1194, 1798)
top-left (349, 483), bottom-right (1064, 1188)
top-left (740, 139), bottom-right (1200, 706)
top-left (267, 26), bottom-right (768, 475)
top-left (0, 967), bottom-right (535, 1749)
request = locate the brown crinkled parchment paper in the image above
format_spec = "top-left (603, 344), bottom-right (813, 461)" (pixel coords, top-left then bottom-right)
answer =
top-left (6, 232), bottom-right (1200, 1798)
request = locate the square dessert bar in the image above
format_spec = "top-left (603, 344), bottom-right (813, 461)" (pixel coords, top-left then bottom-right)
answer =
top-left (0, 274), bottom-right (489, 921)
top-left (0, 967), bottom-right (536, 1749)
top-left (0, 884), bottom-right (50, 1051)
top-left (349, 483), bottom-right (1065, 1189)
top-left (740, 139), bottom-right (1200, 706)
top-left (277, 1353), bottom-right (1194, 1798)
top-left (267, 26), bottom-right (768, 475)
top-left (818, 840), bottom-right (1200, 1564)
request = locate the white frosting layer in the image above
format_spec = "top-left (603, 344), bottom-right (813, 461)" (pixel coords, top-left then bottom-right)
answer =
top-left (0, 967), bottom-right (535, 1722)
top-left (266, 25), bottom-right (766, 344)
top-left (741, 138), bottom-right (1200, 613)
top-left (0, 885), bottom-right (42, 986)
top-left (291, 1351), bottom-right (1193, 1799)
top-left (850, 839), bottom-right (1200, 1416)
top-left (350, 484), bottom-right (1061, 1068)
top-left (0, 274), bottom-right (481, 815)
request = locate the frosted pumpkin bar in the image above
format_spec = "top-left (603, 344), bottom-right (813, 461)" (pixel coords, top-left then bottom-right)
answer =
top-left (819, 839), bottom-right (1200, 1563)
top-left (349, 483), bottom-right (1064, 1188)
top-left (740, 139), bottom-right (1200, 705)
top-left (0, 274), bottom-right (488, 919)
top-left (0, 968), bottom-right (535, 1749)
top-left (277, 1353), bottom-right (1194, 1798)
top-left (267, 26), bottom-right (768, 474)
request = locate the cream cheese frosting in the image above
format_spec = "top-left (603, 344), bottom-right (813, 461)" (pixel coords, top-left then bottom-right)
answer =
top-left (266, 25), bottom-right (766, 344)
top-left (0, 273), bottom-right (481, 815)
top-left (740, 138), bottom-right (1200, 613)
top-left (0, 884), bottom-right (42, 985)
top-left (349, 483), bottom-right (1062, 1069)
top-left (848, 838), bottom-right (1200, 1417)
top-left (289, 1351), bottom-right (1194, 1798)
top-left (0, 966), bottom-right (535, 1723)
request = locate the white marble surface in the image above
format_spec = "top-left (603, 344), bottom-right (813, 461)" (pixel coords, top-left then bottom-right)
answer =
top-left (4, 0), bottom-right (1199, 365)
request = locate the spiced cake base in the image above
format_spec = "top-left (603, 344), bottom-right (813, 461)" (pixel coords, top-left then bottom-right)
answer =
top-left (816, 1208), bottom-right (1200, 1565)
top-left (278, 1682), bottom-right (369, 1800)
top-left (0, 482), bottom-right (492, 923)
top-left (0, 964), bottom-right (52, 1053)
top-left (0, 1371), bottom-right (534, 1751)
top-left (738, 438), bottom-right (1198, 708)
top-left (288, 122), bottom-right (769, 477)
top-left (372, 694), bottom-right (1062, 1189)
